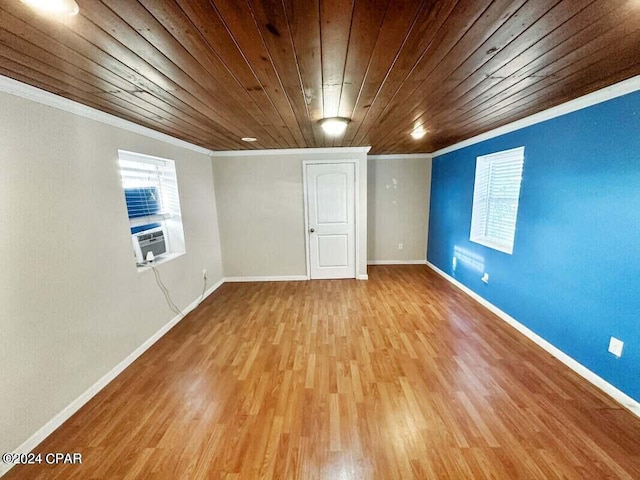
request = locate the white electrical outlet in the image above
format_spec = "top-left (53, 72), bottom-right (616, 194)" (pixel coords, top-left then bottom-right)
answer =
top-left (608, 337), bottom-right (624, 357)
top-left (202, 269), bottom-right (207, 280)
top-left (481, 272), bottom-right (489, 284)
top-left (398, 243), bottom-right (403, 250)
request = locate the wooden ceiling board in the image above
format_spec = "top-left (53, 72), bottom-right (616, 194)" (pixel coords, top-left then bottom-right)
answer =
top-left (0, 8), bottom-right (231, 148)
top-left (137, 0), bottom-right (283, 143)
top-left (372, 0), bottom-right (582, 152)
top-left (176, 0), bottom-right (301, 147)
top-left (365, 0), bottom-right (557, 151)
top-left (283, 0), bottom-right (324, 145)
top-left (438, 1), bottom-right (621, 114)
top-left (1, 0), bottom-right (638, 153)
top-left (340, 0), bottom-right (428, 146)
top-left (0, 59), bottom-right (208, 146)
top-left (342, 0), bottom-right (458, 150)
top-left (67, 6), bottom-right (244, 148)
top-left (414, 0), bottom-right (612, 132)
top-left (336, 0), bottom-right (389, 122)
top-left (101, 0), bottom-right (285, 148)
top-left (348, 0), bottom-right (491, 150)
top-left (246, 0), bottom-right (317, 146)
top-left (319, 0), bottom-right (352, 120)
top-left (460, 34), bottom-right (640, 136)
top-left (328, 0), bottom-right (389, 148)
top-left (376, 0), bottom-right (638, 152)
top-left (75, 0), bottom-right (257, 148)
top-left (453, 13), bottom-right (640, 133)
top-left (437, 59), bottom-right (640, 150)
top-left (211, 0), bottom-right (310, 147)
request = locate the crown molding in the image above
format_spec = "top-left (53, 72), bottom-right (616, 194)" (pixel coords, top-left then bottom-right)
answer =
top-left (367, 153), bottom-right (432, 161)
top-left (0, 75), bottom-right (212, 156)
top-left (6, 70), bottom-right (637, 161)
top-left (210, 146), bottom-right (371, 157)
top-left (432, 75), bottom-right (640, 158)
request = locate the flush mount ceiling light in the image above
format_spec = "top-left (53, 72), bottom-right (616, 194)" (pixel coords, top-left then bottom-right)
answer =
top-left (320, 117), bottom-right (349, 136)
top-left (241, 137), bottom-right (257, 142)
top-left (21, 0), bottom-right (79, 15)
top-left (410, 127), bottom-right (427, 140)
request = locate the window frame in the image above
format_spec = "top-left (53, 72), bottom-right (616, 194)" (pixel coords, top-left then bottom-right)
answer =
top-left (118, 150), bottom-right (186, 270)
top-left (469, 146), bottom-right (525, 255)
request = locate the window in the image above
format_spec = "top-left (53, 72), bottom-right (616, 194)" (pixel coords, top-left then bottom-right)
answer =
top-left (118, 150), bottom-right (185, 267)
top-left (470, 146), bottom-right (524, 255)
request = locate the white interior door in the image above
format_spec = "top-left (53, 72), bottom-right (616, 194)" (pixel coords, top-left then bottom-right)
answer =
top-left (306, 162), bottom-right (356, 279)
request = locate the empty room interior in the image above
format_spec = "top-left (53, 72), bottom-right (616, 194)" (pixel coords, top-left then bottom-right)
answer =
top-left (1, 0), bottom-right (640, 478)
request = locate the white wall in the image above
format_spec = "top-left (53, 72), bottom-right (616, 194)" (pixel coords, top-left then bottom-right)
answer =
top-left (212, 149), bottom-right (368, 279)
top-left (367, 156), bottom-right (432, 262)
top-left (0, 90), bottom-right (223, 459)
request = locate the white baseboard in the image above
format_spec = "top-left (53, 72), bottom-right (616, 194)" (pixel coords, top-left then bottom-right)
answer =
top-left (0, 278), bottom-right (225, 478)
top-left (425, 262), bottom-right (640, 418)
top-left (224, 274), bottom-right (369, 282)
top-left (223, 275), bottom-right (308, 282)
top-left (367, 260), bottom-right (427, 265)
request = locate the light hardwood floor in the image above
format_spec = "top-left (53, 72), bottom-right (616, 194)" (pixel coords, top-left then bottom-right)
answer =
top-left (5, 265), bottom-right (640, 479)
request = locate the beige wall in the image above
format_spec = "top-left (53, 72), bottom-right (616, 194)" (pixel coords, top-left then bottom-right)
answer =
top-left (0, 84), bottom-right (432, 461)
top-left (367, 156), bottom-right (432, 262)
top-left (0, 91), bottom-right (223, 457)
top-left (212, 150), bottom-right (368, 279)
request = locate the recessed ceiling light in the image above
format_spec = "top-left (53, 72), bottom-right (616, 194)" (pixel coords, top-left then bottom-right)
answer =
top-left (410, 127), bottom-right (427, 140)
top-left (21, 0), bottom-right (79, 15)
top-left (320, 117), bottom-right (349, 136)
top-left (241, 137), bottom-right (257, 142)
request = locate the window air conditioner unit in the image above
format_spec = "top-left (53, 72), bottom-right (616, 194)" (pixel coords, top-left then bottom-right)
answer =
top-left (132, 226), bottom-right (166, 264)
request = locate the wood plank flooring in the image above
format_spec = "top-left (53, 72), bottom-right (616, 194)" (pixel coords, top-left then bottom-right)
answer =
top-left (5, 265), bottom-right (640, 479)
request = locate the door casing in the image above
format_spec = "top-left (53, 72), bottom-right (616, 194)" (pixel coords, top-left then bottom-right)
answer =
top-left (303, 159), bottom-right (360, 280)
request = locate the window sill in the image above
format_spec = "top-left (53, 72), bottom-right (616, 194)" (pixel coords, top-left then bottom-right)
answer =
top-left (470, 237), bottom-right (513, 255)
top-left (129, 213), bottom-right (170, 228)
top-left (136, 251), bottom-right (185, 272)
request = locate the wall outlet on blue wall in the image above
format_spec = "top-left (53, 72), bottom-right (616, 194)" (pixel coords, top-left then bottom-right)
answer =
top-left (608, 337), bottom-right (624, 358)
top-left (481, 272), bottom-right (489, 284)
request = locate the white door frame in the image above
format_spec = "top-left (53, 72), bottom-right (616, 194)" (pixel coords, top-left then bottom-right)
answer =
top-left (302, 159), bottom-right (360, 280)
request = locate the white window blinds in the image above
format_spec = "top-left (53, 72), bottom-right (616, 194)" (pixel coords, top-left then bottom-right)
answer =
top-left (118, 150), bottom-right (182, 227)
top-left (470, 146), bottom-right (524, 254)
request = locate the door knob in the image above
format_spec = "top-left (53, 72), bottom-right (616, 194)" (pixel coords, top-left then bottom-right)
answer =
top-left (309, 228), bottom-right (315, 233)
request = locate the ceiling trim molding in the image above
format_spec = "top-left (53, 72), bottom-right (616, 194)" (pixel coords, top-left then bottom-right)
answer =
top-left (5, 69), bottom-right (637, 160)
top-left (0, 74), bottom-right (212, 156)
top-left (367, 153), bottom-right (432, 161)
top-left (210, 146), bottom-right (372, 157)
top-left (432, 74), bottom-right (640, 158)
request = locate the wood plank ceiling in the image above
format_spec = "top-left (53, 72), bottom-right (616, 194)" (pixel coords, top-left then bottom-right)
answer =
top-left (1, 0), bottom-right (639, 154)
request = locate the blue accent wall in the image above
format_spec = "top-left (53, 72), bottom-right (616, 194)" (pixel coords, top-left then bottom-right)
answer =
top-left (427, 90), bottom-right (640, 402)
